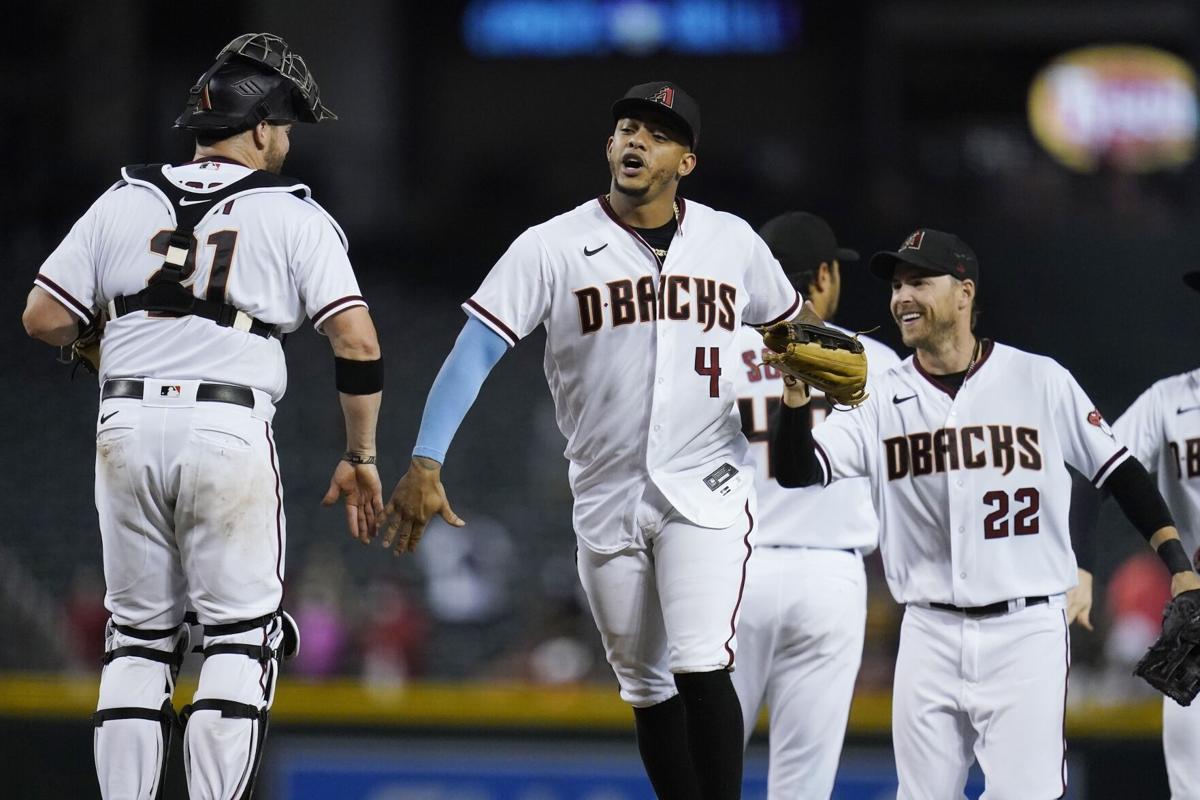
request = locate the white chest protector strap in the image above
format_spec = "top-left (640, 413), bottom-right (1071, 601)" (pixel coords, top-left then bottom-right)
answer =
top-left (107, 164), bottom-right (309, 340)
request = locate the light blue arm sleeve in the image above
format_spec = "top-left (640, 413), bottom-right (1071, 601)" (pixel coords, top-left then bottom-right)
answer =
top-left (412, 316), bottom-right (510, 463)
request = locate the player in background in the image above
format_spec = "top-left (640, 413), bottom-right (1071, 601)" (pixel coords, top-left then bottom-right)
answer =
top-left (380, 82), bottom-right (819, 799)
top-left (22, 34), bottom-right (383, 799)
top-left (1094, 270), bottom-right (1200, 798)
top-left (730, 211), bottom-right (899, 798)
top-left (769, 228), bottom-right (1200, 799)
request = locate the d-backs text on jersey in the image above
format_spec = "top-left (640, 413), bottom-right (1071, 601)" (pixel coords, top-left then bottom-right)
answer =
top-left (1169, 437), bottom-right (1200, 480)
top-left (575, 275), bottom-right (736, 334)
top-left (885, 425), bottom-right (1043, 481)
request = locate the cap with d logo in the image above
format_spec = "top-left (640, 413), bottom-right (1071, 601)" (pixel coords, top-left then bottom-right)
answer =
top-left (612, 81), bottom-right (701, 150)
top-left (868, 228), bottom-right (979, 283)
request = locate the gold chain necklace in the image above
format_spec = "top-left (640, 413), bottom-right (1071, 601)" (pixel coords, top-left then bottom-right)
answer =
top-left (605, 195), bottom-right (680, 256)
top-left (964, 337), bottom-right (982, 380)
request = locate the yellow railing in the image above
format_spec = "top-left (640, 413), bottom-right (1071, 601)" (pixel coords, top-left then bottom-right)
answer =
top-left (0, 673), bottom-right (1163, 737)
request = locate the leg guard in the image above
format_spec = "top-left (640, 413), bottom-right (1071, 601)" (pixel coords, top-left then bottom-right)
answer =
top-left (182, 610), bottom-right (288, 800)
top-left (93, 618), bottom-right (188, 800)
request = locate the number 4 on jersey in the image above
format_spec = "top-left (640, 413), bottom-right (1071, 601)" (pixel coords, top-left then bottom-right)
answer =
top-left (695, 346), bottom-right (721, 397)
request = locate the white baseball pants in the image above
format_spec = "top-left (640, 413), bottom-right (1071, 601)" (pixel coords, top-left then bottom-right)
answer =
top-left (893, 599), bottom-right (1070, 800)
top-left (1164, 695), bottom-right (1200, 798)
top-left (92, 379), bottom-right (285, 800)
top-left (731, 546), bottom-right (866, 799)
top-left (576, 485), bottom-right (757, 707)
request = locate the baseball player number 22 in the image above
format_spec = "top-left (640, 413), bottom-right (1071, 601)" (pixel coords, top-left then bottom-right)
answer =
top-left (982, 488), bottom-right (1041, 539)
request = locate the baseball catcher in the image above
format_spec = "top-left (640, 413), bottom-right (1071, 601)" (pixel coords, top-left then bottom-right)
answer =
top-left (24, 31), bottom-right (383, 800)
top-left (1136, 588), bottom-right (1200, 706)
top-left (759, 321), bottom-right (869, 407)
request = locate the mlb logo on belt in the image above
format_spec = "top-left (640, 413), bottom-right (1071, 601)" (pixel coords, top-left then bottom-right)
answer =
top-left (160, 385), bottom-right (182, 397)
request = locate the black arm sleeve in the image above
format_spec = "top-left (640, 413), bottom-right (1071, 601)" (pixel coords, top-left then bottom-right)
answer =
top-left (1068, 466), bottom-right (1100, 572)
top-left (1105, 456), bottom-right (1175, 541)
top-left (770, 402), bottom-right (825, 488)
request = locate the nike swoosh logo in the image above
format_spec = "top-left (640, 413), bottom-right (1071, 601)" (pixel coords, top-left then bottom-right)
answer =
top-left (893, 394), bottom-right (917, 405)
top-left (583, 243), bottom-right (608, 257)
top-left (179, 197), bottom-right (212, 206)
top-left (1179, 405), bottom-right (1200, 415)
top-left (100, 411), bottom-right (120, 423)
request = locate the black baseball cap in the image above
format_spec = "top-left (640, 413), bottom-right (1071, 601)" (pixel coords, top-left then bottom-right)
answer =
top-left (758, 212), bottom-right (859, 283)
top-left (869, 228), bottom-right (980, 283)
top-left (612, 81), bottom-right (700, 150)
top-left (1185, 271), bottom-right (1200, 293)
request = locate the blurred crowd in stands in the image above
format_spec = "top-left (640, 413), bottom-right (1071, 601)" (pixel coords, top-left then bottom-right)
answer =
top-left (56, 519), bottom-right (1173, 708)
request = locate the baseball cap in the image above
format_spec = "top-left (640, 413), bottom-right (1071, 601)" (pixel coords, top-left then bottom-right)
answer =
top-left (868, 228), bottom-right (980, 282)
top-left (612, 81), bottom-right (700, 150)
top-left (1185, 271), bottom-right (1200, 293)
top-left (758, 212), bottom-right (859, 282)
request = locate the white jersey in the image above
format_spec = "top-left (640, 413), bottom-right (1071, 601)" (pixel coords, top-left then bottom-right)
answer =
top-left (732, 323), bottom-right (900, 551)
top-left (465, 196), bottom-right (800, 552)
top-left (1113, 368), bottom-right (1200, 560)
top-left (811, 341), bottom-right (1131, 606)
top-left (35, 160), bottom-right (366, 401)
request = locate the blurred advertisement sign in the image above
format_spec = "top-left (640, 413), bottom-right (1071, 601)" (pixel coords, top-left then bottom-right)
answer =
top-left (268, 741), bottom-right (993, 800)
top-left (463, 0), bottom-right (801, 57)
top-left (1028, 44), bottom-right (1198, 173)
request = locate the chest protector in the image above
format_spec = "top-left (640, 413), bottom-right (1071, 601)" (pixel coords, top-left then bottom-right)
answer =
top-left (107, 164), bottom-right (309, 339)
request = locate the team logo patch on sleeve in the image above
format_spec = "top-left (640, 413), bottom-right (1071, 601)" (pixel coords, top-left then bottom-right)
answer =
top-left (1087, 408), bottom-right (1114, 436)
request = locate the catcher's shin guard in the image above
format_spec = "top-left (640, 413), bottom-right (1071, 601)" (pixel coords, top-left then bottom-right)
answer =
top-left (182, 610), bottom-right (291, 800)
top-left (93, 618), bottom-right (188, 800)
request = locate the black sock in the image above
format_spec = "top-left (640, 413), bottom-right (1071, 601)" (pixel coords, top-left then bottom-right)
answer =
top-left (633, 694), bottom-right (701, 800)
top-left (675, 669), bottom-right (744, 800)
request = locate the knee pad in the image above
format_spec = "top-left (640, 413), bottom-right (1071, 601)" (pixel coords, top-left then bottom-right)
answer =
top-left (93, 618), bottom-right (189, 800)
top-left (182, 609), bottom-right (290, 800)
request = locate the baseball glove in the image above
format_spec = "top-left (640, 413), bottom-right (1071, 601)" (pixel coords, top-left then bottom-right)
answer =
top-left (1134, 588), bottom-right (1200, 706)
top-left (759, 322), bottom-right (869, 408)
top-left (58, 315), bottom-right (104, 377)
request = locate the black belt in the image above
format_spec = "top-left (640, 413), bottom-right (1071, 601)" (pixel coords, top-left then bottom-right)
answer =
top-left (102, 379), bottom-right (254, 409)
top-left (929, 596), bottom-right (1049, 617)
top-left (759, 545), bottom-right (857, 554)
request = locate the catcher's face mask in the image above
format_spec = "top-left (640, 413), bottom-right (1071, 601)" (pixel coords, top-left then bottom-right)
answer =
top-left (175, 32), bottom-right (336, 133)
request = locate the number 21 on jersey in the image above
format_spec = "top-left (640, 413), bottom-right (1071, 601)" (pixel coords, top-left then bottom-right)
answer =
top-left (148, 228), bottom-right (240, 302)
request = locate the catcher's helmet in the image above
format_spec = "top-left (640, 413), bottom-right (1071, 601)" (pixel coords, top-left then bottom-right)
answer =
top-left (175, 32), bottom-right (336, 134)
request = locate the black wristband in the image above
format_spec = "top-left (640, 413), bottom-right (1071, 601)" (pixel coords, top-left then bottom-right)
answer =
top-left (1158, 538), bottom-right (1194, 575)
top-left (334, 356), bottom-right (384, 394)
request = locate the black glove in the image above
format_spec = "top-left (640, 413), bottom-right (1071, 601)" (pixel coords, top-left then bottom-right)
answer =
top-left (1134, 588), bottom-right (1200, 706)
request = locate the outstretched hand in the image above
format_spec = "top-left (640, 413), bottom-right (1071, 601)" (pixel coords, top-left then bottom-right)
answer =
top-left (1066, 568), bottom-right (1094, 631)
top-left (322, 460), bottom-right (384, 543)
top-left (381, 456), bottom-right (465, 555)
